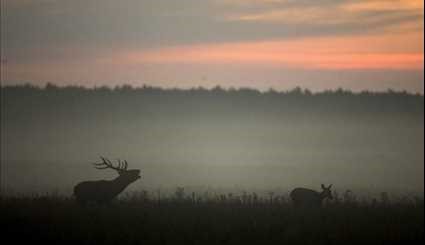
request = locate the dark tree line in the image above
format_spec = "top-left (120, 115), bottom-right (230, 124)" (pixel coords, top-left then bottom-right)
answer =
top-left (1, 83), bottom-right (423, 119)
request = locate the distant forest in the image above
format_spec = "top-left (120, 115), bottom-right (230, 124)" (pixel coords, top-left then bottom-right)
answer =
top-left (1, 83), bottom-right (423, 118)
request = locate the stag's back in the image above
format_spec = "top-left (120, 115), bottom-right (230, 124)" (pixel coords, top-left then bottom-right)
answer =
top-left (290, 188), bottom-right (322, 207)
top-left (74, 180), bottom-right (121, 204)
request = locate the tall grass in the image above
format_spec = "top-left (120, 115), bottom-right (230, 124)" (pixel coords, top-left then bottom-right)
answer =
top-left (1, 191), bottom-right (423, 244)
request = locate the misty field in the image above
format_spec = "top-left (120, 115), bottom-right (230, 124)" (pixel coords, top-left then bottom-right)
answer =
top-left (1, 85), bottom-right (424, 194)
top-left (1, 85), bottom-right (423, 244)
top-left (1, 192), bottom-right (423, 245)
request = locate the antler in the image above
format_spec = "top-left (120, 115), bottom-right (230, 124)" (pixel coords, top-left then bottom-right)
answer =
top-left (93, 156), bottom-right (128, 172)
top-left (116, 159), bottom-right (128, 171)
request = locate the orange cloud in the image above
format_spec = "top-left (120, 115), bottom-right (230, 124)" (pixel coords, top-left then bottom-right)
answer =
top-left (225, 0), bottom-right (424, 24)
top-left (343, 0), bottom-right (424, 12)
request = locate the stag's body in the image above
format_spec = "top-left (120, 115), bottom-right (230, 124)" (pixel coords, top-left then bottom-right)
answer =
top-left (74, 157), bottom-right (141, 205)
top-left (74, 178), bottom-right (133, 204)
top-left (290, 184), bottom-right (333, 207)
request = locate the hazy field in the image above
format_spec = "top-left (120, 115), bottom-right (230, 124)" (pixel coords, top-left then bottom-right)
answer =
top-left (1, 85), bottom-right (423, 194)
top-left (1, 85), bottom-right (423, 243)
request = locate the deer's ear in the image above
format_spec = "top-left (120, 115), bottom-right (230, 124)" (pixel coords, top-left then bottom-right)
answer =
top-left (321, 184), bottom-right (325, 189)
top-left (328, 184), bottom-right (333, 189)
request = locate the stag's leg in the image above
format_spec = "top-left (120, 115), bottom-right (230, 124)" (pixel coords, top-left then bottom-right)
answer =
top-left (75, 197), bottom-right (90, 206)
top-left (74, 193), bottom-right (95, 207)
top-left (291, 198), bottom-right (302, 208)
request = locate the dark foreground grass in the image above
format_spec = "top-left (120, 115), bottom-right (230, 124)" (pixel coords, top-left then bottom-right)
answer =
top-left (1, 196), bottom-right (423, 245)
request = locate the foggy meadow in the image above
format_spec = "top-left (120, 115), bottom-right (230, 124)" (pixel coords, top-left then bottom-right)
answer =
top-left (0, 84), bottom-right (423, 244)
top-left (1, 84), bottom-right (423, 195)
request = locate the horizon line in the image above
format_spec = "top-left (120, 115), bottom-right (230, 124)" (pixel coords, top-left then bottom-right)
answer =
top-left (1, 82), bottom-right (423, 96)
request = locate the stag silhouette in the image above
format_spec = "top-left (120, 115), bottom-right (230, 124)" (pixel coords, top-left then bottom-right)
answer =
top-left (74, 157), bottom-right (141, 204)
top-left (290, 184), bottom-right (333, 207)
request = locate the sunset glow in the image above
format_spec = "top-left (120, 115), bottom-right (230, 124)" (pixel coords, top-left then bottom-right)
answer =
top-left (124, 32), bottom-right (423, 70)
top-left (1, 0), bottom-right (424, 92)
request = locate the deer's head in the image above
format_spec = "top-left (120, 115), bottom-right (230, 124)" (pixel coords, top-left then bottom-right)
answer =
top-left (94, 157), bottom-right (141, 183)
top-left (321, 184), bottom-right (333, 200)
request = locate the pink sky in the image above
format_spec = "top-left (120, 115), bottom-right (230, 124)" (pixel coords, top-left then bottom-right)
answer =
top-left (1, 0), bottom-right (424, 92)
top-left (123, 31), bottom-right (423, 70)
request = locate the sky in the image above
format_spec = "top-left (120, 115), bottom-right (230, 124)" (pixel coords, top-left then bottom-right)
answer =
top-left (1, 0), bottom-right (424, 92)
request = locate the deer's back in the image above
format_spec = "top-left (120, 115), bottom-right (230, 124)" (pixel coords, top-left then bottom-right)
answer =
top-left (74, 180), bottom-right (118, 203)
top-left (290, 188), bottom-right (321, 206)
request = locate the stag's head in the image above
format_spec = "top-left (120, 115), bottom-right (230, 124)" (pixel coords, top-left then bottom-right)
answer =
top-left (94, 157), bottom-right (141, 183)
top-left (321, 184), bottom-right (333, 200)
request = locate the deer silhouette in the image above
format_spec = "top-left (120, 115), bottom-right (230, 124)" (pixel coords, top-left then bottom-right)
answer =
top-left (74, 157), bottom-right (141, 204)
top-left (290, 184), bottom-right (333, 207)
